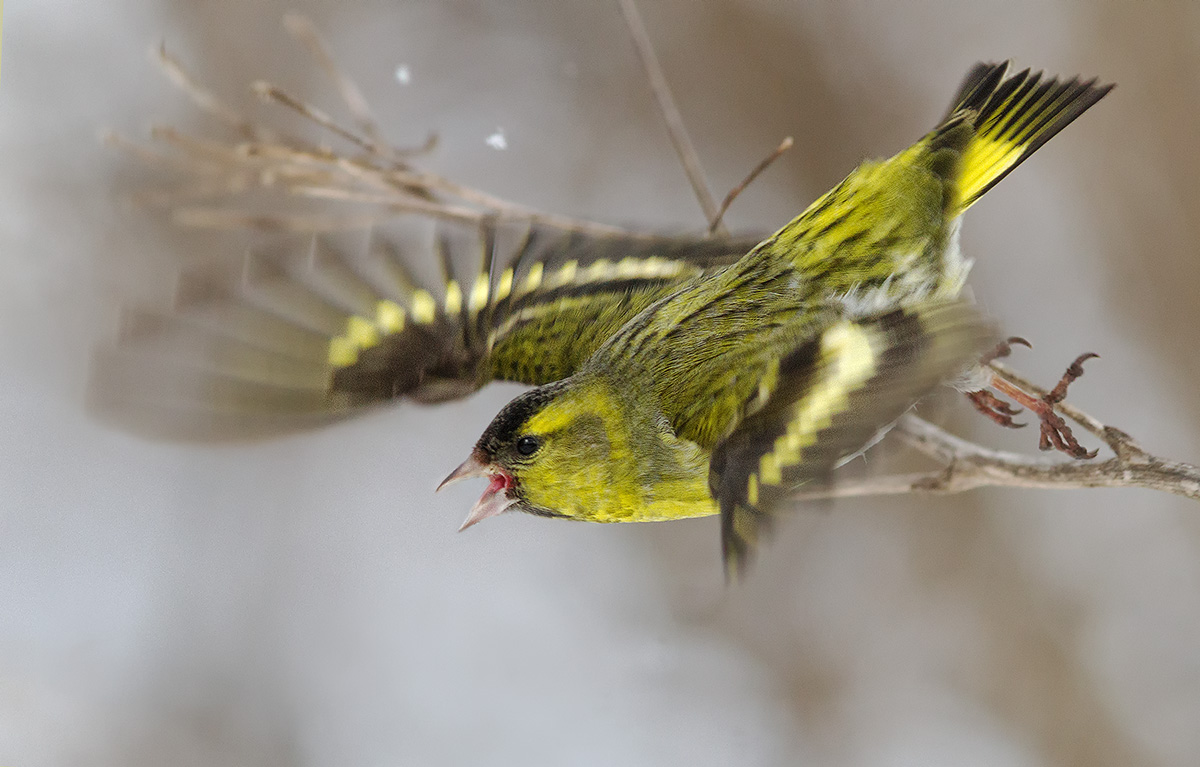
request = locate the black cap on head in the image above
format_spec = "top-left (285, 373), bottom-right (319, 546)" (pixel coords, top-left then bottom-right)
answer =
top-left (475, 380), bottom-right (569, 459)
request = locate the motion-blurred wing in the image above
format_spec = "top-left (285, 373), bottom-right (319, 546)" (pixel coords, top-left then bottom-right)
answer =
top-left (91, 220), bottom-right (759, 440)
top-left (708, 301), bottom-right (993, 578)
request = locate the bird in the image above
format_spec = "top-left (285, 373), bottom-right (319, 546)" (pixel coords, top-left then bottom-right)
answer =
top-left (93, 62), bottom-right (1112, 575)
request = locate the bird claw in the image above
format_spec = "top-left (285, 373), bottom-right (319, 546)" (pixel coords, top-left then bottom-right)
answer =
top-left (1044, 352), bottom-right (1100, 406)
top-left (1036, 408), bottom-right (1099, 459)
top-left (969, 343), bottom-right (1100, 459)
top-left (979, 336), bottom-right (1032, 365)
top-left (966, 389), bottom-right (1026, 428)
top-left (1031, 352), bottom-right (1101, 459)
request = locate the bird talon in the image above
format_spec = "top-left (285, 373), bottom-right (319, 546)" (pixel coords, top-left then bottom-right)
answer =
top-left (1045, 352), bottom-right (1099, 405)
top-left (993, 400), bottom-right (1024, 416)
top-left (1036, 408), bottom-right (1098, 459)
top-left (980, 335), bottom-right (1033, 365)
top-left (966, 389), bottom-right (1026, 429)
top-left (972, 346), bottom-right (1099, 459)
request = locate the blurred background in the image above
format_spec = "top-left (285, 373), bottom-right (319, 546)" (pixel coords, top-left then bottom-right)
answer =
top-left (4, 1), bottom-right (1200, 765)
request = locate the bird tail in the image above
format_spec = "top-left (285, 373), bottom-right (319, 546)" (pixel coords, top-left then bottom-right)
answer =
top-left (929, 61), bottom-right (1113, 215)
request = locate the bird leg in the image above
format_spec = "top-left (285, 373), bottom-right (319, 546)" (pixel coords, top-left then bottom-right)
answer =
top-left (966, 337), bottom-right (1100, 459)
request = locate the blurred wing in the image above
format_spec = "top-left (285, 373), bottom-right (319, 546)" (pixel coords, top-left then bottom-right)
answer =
top-left (90, 220), bottom-right (759, 440)
top-left (708, 301), bottom-right (993, 578)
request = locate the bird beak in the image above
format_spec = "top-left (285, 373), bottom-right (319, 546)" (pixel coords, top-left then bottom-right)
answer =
top-left (458, 476), bottom-right (518, 531)
top-left (437, 453), bottom-right (518, 532)
top-left (437, 454), bottom-right (489, 492)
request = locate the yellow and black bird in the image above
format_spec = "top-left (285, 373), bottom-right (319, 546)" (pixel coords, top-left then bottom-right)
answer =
top-left (93, 62), bottom-right (1111, 574)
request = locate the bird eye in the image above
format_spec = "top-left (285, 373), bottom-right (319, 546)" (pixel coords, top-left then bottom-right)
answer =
top-left (516, 436), bottom-right (540, 456)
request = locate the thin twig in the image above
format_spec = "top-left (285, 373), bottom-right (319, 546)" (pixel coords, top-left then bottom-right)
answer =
top-left (127, 37), bottom-right (649, 240)
top-left (170, 207), bottom-right (410, 232)
top-left (789, 356), bottom-right (1200, 503)
top-left (790, 414), bottom-right (1200, 503)
top-left (103, 130), bottom-right (224, 175)
top-left (896, 415), bottom-right (1200, 499)
top-left (149, 125), bottom-right (262, 167)
top-left (617, 0), bottom-right (724, 235)
top-left (133, 179), bottom-right (256, 209)
top-left (282, 13), bottom-right (389, 153)
top-left (152, 44), bottom-right (278, 143)
top-left (251, 81), bottom-right (380, 156)
top-left (708, 136), bottom-right (794, 235)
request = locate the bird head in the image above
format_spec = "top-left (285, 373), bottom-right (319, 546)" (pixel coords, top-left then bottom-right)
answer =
top-left (437, 378), bottom-right (631, 528)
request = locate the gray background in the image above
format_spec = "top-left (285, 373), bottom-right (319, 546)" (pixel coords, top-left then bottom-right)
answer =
top-left (4, 1), bottom-right (1200, 765)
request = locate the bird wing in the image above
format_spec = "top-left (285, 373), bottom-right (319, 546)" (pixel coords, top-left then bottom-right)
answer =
top-left (707, 300), bottom-right (993, 578)
top-left (91, 220), bottom-right (760, 440)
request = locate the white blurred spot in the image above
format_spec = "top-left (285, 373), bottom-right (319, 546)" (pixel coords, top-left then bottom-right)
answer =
top-left (394, 65), bottom-right (411, 85)
top-left (486, 128), bottom-right (508, 151)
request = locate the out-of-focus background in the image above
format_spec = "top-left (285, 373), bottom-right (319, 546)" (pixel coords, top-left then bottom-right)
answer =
top-left (4, 1), bottom-right (1200, 765)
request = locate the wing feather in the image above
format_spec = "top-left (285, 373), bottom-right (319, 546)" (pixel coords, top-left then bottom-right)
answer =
top-left (709, 301), bottom-right (993, 578)
top-left (91, 220), bottom-right (759, 439)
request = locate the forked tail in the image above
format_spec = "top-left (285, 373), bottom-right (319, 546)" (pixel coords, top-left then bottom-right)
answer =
top-left (930, 61), bottom-right (1113, 215)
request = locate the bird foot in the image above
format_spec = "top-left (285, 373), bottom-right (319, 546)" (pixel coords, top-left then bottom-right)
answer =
top-left (966, 338), bottom-right (1100, 459)
top-left (966, 389), bottom-right (1025, 429)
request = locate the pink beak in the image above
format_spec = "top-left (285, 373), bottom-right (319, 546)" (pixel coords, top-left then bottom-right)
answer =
top-left (437, 454), bottom-right (517, 531)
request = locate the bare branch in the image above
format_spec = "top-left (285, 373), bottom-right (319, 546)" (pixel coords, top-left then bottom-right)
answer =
top-left (617, 0), bottom-right (723, 234)
top-left (102, 130), bottom-right (221, 175)
top-left (251, 80), bottom-right (382, 157)
top-left (899, 414), bottom-right (1199, 500)
top-left (152, 43), bottom-right (278, 142)
top-left (708, 136), bottom-right (794, 235)
top-left (789, 351), bottom-right (1199, 503)
top-left (119, 28), bottom-right (653, 240)
top-left (282, 13), bottom-right (388, 153)
top-left (790, 414), bottom-right (1200, 503)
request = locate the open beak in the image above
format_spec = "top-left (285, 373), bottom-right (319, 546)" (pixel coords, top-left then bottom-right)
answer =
top-left (437, 454), bottom-right (490, 492)
top-left (437, 454), bottom-right (518, 531)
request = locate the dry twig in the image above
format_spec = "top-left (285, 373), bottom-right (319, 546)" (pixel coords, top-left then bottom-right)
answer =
top-left (617, 0), bottom-right (724, 235)
top-left (792, 415), bottom-right (1200, 502)
top-left (708, 136), bottom-right (794, 236)
top-left (114, 39), bottom-right (648, 239)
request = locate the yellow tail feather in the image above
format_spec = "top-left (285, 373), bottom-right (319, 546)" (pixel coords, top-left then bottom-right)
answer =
top-left (939, 62), bottom-right (1113, 215)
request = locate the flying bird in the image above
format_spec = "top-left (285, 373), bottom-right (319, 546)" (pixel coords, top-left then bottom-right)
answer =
top-left (93, 62), bottom-right (1112, 575)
